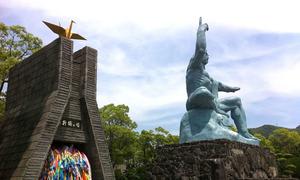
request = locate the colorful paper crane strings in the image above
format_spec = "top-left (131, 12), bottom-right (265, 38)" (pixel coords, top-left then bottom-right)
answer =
top-left (40, 145), bottom-right (92, 180)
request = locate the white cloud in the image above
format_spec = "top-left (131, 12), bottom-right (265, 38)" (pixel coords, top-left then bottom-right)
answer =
top-left (2, 0), bottom-right (300, 130)
top-left (3, 0), bottom-right (300, 33)
top-left (99, 47), bottom-right (143, 76)
top-left (265, 58), bottom-right (300, 95)
top-left (213, 47), bottom-right (300, 101)
top-left (97, 63), bottom-right (186, 122)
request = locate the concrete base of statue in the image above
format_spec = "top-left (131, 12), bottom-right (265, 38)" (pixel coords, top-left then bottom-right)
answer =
top-left (179, 109), bottom-right (260, 145)
top-left (151, 140), bottom-right (278, 179)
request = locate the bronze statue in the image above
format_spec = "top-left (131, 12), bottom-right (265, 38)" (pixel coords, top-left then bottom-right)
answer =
top-left (180, 18), bottom-right (259, 145)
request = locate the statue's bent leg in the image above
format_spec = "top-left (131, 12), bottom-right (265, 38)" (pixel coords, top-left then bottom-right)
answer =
top-left (186, 86), bottom-right (215, 110)
top-left (218, 97), bottom-right (257, 139)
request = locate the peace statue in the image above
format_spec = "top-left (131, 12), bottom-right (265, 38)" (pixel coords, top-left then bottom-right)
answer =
top-left (179, 18), bottom-right (259, 145)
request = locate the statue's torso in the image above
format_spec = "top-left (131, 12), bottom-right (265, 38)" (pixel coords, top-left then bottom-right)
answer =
top-left (186, 68), bottom-right (213, 96)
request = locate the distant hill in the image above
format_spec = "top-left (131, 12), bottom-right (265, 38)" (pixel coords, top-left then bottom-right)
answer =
top-left (249, 124), bottom-right (300, 137)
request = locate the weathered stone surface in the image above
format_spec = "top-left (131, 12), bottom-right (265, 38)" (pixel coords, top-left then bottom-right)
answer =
top-left (151, 140), bottom-right (278, 180)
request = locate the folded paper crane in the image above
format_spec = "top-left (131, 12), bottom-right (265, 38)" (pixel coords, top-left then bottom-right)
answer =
top-left (43, 20), bottom-right (86, 40)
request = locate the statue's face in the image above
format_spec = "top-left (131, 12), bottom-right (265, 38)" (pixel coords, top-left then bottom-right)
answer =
top-left (202, 52), bottom-right (209, 65)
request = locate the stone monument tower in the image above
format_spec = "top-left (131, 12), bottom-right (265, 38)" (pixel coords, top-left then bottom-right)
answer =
top-left (0, 38), bottom-right (115, 179)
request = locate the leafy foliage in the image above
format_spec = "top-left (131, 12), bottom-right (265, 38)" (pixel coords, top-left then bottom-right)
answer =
top-left (269, 129), bottom-right (300, 155)
top-left (99, 104), bottom-right (179, 179)
top-left (138, 127), bottom-right (179, 166)
top-left (254, 133), bottom-right (275, 152)
top-left (255, 128), bottom-right (300, 178)
top-left (99, 104), bottom-right (138, 167)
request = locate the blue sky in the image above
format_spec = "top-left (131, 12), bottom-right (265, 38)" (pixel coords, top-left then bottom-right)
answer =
top-left (1, 0), bottom-right (300, 134)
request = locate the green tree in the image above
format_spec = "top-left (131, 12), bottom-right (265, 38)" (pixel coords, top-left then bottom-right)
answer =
top-left (269, 128), bottom-right (300, 155)
top-left (254, 133), bottom-right (275, 152)
top-left (256, 128), bottom-right (300, 178)
top-left (138, 127), bottom-right (179, 165)
top-left (99, 104), bottom-right (179, 179)
top-left (269, 129), bottom-right (300, 177)
top-left (99, 104), bottom-right (139, 168)
top-left (134, 127), bottom-right (179, 179)
top-left (153, 127), bottom-right (179, 146)
top-left (276, 153), bottom-right (296, 177)
top-left (0, 22), bottom-right (42, 120)
top-left (139, 129), bottom-right (155, 165)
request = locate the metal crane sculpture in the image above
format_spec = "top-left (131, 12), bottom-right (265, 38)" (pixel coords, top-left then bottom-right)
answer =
top-left (43, 20), bottom-right (86, 40)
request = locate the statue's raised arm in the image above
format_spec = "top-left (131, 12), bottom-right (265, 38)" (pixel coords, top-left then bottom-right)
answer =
top-left (187, 17), bottom-right (209, 70)
top-left (195, 17), bottom-right (209, 53)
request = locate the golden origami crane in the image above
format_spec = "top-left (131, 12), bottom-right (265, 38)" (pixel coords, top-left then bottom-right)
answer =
top-left (43, 20), bottom-right (86, 40)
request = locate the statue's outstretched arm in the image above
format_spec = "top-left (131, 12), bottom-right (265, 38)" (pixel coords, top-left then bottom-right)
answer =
top-left (218, 82), bottom-right (240, 92)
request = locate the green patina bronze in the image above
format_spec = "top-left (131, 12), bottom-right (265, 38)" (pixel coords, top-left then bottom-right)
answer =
top-left (180, 18), bottom-right (260, 145)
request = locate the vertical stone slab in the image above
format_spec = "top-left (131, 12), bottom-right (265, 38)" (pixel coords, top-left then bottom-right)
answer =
top-left (73, 47), bottom-right (115, 179)
top-left (23, 38), bottom-right (73, 179)
top-left (0, 38), bottom-right (72, 179)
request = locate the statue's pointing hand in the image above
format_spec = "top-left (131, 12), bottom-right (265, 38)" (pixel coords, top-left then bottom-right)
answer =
top-left (230, 87), bottom-right (240, 92)
top-left (198, 17), bottom-right (209, 32)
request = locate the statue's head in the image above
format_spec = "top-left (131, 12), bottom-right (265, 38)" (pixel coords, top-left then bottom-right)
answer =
top-left (202, 51), bottom-right (209, 65)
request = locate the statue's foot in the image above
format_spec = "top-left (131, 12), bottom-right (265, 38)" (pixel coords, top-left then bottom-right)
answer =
top-left (240, 131), bottom-right (259, 140)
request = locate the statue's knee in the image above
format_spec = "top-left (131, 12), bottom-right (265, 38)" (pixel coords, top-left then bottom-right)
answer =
top-left (235, 97), bottom-right (242, 107)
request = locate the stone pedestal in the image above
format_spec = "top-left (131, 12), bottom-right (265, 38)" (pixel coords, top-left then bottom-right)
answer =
top-left (152, 140), bottom-right (278, 180)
